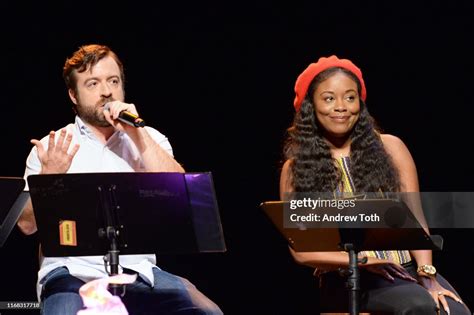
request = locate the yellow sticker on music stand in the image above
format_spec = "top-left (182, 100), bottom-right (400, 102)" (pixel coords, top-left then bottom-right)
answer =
top-left (59, 220), bottom-right (77, 246)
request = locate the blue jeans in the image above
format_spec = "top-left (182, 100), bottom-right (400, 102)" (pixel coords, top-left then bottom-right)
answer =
top-left (40, 267), bottom-right (223, 315)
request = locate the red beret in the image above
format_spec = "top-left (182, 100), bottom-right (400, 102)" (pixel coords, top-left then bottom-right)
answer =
top-left (293, 55), bottom-right (367, 112)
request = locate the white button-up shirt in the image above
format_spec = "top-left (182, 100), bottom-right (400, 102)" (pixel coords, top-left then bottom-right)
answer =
top-left (24, 116), bottom-right (174, 300)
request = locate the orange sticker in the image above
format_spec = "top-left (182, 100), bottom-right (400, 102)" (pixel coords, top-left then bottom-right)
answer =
top-left (59, 220), bottom-right (77, 246)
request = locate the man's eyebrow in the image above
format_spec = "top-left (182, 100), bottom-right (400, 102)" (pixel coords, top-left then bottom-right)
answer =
top-left (83, 75), bottom-right (120, 84)
top-left (83, 77), bottom-right (99, 85)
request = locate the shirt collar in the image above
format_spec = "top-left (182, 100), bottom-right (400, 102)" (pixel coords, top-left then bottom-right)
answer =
top-left (75, 116), bottom-right (122, 144)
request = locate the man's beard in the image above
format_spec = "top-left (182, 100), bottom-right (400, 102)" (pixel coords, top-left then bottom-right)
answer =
top-left (75, 101), bottom-right (112, 127)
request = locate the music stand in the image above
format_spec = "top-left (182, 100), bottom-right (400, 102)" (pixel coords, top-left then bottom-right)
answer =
top-left (28, 172), bottom-right (226, 295)
top-left (0, 177), bottom-right (29, 248)
top-left (260, 199), bottom-right (443, 315)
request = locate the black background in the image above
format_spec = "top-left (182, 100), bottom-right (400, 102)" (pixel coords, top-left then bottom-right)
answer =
top-left (0, 1), bottom-right (473, 314)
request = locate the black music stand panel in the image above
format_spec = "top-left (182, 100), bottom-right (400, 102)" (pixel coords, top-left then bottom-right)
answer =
top-left (0, 177), bottom-right (29, 247)
top-left (28, 172), bottom-right (226, 257)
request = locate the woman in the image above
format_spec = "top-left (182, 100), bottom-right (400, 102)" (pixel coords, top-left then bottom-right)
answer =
top-left (280, 55), bottom-right (470, 314)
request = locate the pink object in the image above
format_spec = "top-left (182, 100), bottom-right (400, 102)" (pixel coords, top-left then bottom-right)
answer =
top-left (77, 274), bottom-right (137, 315)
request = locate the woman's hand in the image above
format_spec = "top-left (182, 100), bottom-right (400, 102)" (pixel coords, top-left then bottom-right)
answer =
top-left (418, 275), bottom-right (464, 314)
top-left (363, 263), bottom-right (418, 282)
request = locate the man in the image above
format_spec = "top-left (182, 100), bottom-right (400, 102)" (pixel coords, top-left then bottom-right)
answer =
top-left (17, 44), bottom-right (223, 315)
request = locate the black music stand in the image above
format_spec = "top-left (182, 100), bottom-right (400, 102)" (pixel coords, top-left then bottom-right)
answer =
top-left (0, 177), bottom-right (29, 247)
top-left (260, 199), bottom-right (443, 315)
top-left (28, 172), bottom-right (226, 295)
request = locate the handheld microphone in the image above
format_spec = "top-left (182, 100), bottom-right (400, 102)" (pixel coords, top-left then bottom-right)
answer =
top-left (104, 103), bottom-right (146, 127)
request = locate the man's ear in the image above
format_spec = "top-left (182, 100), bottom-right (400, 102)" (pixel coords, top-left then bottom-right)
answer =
top-left (68, 89), bottom-right (78, 105)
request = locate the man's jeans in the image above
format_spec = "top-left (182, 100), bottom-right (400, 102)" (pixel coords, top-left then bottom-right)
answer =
top-left (40, 267), bottom-right (222, 315)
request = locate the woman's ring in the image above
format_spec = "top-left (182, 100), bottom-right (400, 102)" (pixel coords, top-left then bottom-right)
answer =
top-left (438, 291), bottom-right (443, 296)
